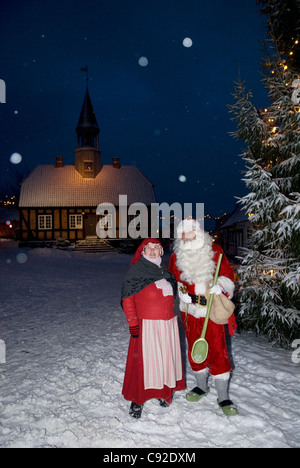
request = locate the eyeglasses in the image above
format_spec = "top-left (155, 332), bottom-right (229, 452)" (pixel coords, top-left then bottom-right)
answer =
top-left (144, 244), bottom-right (160, 251)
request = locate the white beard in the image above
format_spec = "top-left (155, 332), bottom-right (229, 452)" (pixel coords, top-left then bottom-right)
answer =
top-left (173, 233), bottom-right (215, 287)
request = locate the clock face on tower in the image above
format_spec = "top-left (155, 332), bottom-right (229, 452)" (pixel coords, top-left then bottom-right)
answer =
top-left (84, 161), bottom-right (94, 171)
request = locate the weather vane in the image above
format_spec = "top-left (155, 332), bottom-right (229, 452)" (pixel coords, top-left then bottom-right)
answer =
top-left (80, 66), bottom-right (89, 88)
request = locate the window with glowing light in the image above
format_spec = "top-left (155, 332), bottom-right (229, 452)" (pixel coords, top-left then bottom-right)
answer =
top-left (84, 161), bottom-right (94, 171)
top-left (38, 215), bottom-right (52, 230)
top-left (99, 214), bottom-right (113, 229)
top-left (69, 214), bottom-right (83, 229)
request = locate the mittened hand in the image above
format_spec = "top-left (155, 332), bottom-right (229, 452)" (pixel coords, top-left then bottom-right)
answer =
top-left (129, 325), bottom-right (139, 338)
top-left (179, 290), bottom-right (192, 303)
top-left (209, 284), bottom-right (222, 295)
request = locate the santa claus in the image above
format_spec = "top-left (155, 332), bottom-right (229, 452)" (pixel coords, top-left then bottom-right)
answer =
top-left (169, 217), bottom-right (238, 416)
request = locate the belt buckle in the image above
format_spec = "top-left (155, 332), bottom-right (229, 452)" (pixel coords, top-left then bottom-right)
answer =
top-left (197, 295), bottom-right (207, 307)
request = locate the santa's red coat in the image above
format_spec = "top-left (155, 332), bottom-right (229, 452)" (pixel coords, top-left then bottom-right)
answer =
top-left (169, 243), bottom-right (234, 375)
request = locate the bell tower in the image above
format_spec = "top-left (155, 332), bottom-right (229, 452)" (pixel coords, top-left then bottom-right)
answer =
top-left (75, 85), bottom-right (101, 178)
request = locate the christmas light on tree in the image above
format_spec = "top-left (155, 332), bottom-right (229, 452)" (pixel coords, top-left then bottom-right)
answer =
top-left (228, 34), bottom-right (300, 347)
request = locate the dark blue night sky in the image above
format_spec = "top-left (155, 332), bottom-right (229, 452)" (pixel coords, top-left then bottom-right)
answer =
top-left (0, 0), bottom-right (269, 230)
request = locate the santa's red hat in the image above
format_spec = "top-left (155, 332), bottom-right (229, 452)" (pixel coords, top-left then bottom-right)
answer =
top-left (131, 238), bottom-right (163, 265)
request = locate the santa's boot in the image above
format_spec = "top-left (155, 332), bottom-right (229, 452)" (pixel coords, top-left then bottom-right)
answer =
top-left (186, 367), bottom-right (210, 402)
top-left (214, 372), bottom-right (238, 416)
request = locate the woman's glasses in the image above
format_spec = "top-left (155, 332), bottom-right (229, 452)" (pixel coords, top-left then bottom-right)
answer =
top-left (144, 244), bottom-right (160, 251)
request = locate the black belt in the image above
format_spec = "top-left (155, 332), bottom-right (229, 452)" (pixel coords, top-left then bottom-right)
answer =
top-left (188, 293), bottom-right (207, 306)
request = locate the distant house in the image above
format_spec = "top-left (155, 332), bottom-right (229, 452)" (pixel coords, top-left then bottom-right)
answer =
top-left (0, 206), bottom-right (19, 239)
top-left (214, 203), bottom-right (254, 259)
top-left (18, 88), bottom-right (156, 246)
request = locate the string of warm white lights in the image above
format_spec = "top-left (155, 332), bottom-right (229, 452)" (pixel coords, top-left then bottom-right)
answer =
top-left (160, 213), bottom-right (228, 222)
top-left (0, 196), bottom-right (228, 222)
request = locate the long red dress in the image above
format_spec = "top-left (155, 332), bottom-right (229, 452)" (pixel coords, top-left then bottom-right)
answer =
top-left (122, 282), bottom-right (185, 405)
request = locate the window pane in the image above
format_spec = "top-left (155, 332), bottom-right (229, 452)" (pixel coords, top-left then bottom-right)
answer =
top-left (38, 215), bottom-right (52, 230)
top-left (69, 214), bottom-right (82, 229)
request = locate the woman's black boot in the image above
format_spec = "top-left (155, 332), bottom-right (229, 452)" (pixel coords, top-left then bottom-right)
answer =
top-left (129, 402), bottom-right (143, 419)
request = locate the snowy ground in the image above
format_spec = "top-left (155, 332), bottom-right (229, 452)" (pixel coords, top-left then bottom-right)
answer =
top-left (0, 240), bottom-right (299, 448)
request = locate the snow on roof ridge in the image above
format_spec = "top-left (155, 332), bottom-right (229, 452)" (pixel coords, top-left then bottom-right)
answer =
top-left (19, 163), bottom-right (156, 207)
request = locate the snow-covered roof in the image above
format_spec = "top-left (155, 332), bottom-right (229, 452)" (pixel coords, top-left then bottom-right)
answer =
top-left (19, 164), bottom-right (156, 207)
top-left (219, 204), bottom-right (248, 229)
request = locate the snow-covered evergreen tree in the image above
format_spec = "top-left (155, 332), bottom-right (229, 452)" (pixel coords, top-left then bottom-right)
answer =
top-left (228, 38), bottom-right (300, 347)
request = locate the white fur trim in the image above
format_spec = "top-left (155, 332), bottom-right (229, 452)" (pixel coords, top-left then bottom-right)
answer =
top-left (183, 302), bottom-right (207, 318)
top-left (213, 372), bottom-right (230, 381)
top-left (176, 218), bottom-right (202, 239)
top-left (195, 367), bottom-right (209, 374)
top-left (218, 276), bottom-right (235, 299)
top-left (194, 282), bottom-right (207, 295)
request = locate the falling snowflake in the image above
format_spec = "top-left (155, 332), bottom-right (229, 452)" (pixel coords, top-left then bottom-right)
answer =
top-left (16, 253), bottom-right (28, 264)
top-left (9, 153), bottom-right (22, 164)
top-left (138, 56), bottom-right (148, 67)
top-left (183, 37), bottom-right (193, 48)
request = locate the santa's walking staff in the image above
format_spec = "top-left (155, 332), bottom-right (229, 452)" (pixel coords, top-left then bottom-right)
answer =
top-left (191, 254), bottom-right (223, 364)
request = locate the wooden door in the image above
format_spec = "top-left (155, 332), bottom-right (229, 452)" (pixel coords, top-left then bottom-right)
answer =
top-left (86, 214), bottom-right (97, 237)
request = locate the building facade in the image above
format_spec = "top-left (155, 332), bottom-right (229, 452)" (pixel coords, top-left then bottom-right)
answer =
top-left (18, 89), bottom-right (156, 245)
top-left (214, 204), bottom-right (254, 260)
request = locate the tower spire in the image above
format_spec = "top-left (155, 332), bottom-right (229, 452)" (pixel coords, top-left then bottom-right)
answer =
top-left (76, 75), bottom-right (99, 149)
top-left (75, 76), bottom-right (101, 178)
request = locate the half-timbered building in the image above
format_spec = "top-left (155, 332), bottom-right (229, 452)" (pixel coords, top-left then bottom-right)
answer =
top-left (18, 89), bottom-right (156, 246)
